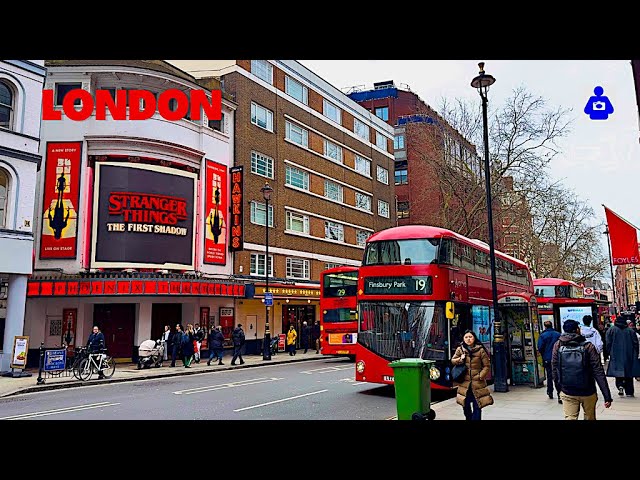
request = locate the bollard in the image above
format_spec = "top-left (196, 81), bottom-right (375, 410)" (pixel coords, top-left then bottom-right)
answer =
top-left (388, 358), bottom-right (436, 420)
top-left (36, 342), bottom-right (45, 385)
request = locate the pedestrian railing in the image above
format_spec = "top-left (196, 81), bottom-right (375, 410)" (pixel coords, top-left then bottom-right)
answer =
top-left (36, 342), bottom-right (79, 384)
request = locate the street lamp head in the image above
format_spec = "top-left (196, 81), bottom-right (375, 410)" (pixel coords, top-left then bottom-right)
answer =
top-left (261, 181), bottom-right (273, 201)
top-left (471, 61), bottom-right (496, 99)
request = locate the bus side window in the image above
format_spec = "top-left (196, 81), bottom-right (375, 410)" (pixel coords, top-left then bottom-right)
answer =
top-left (438, 239), bottom-right (453, 265)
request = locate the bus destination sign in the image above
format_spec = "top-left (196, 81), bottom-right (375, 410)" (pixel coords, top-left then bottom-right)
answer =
top-left (364, 276), bottom-right (432, 295)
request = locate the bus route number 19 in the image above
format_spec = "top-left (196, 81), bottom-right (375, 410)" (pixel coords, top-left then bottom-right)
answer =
top-left (414, 279), bottom-right (427, 292)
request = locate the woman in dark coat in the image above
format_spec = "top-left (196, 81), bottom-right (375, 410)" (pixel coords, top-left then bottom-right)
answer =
top-left (605, 316), bottom-right (640, 396)
top-left (451, 330), bottom-right (494, 420)
top-left (207, 325), bottom-right (225, 366)
top-left (182, 324), bottom-right (195, 368)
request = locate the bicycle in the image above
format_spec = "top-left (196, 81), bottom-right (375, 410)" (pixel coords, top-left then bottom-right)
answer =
top-left (71, 346), bottom-right (90, 379)
top-left (77, 349), bottom-right (116, 381)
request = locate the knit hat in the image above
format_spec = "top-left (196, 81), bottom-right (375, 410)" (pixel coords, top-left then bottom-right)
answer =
top-left (563, 319), bottom-right (580, 333)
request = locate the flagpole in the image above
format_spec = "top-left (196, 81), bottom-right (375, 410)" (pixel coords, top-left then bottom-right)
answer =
top-left (604, 227), bottom-right (618, 315)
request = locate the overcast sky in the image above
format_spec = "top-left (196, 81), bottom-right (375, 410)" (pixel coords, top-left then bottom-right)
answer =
top-left (300, 60), bottom-right (640, 256)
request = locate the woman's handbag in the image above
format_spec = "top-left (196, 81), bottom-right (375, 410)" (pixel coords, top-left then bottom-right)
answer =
top-left (451, 363), bottom-right (467, 382)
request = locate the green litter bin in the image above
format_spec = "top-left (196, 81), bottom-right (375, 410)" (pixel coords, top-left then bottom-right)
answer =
top-left (388, 358), bottom-right (436, 420)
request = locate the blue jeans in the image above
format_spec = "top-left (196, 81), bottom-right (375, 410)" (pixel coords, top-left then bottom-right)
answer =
top-left (209, 348), bottom-right (223, 361)
top-left (463, 390), bottom-right (482, 420)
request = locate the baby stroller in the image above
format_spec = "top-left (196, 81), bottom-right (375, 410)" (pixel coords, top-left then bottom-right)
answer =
top-left (137, 339), bottom-right (164, 369)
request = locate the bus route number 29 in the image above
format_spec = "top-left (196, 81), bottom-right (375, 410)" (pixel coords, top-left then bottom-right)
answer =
top-left (337, 288), bottom-right (346, 297)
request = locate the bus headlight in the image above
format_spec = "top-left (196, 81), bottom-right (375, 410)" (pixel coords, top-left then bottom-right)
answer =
top-left (356, 360), bottom-right (365, 374)
top-left (429, 366), bottom-right (441, 380)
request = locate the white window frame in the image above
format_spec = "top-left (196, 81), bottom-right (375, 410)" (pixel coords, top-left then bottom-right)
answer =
top-left (325, 262), bottom-right (342, 270)
top-left (250, 201), bottom-right (274, 227)
top-left (378, 199), bottom-right (390, 218)
top-left (0, 168), bottom-right (8, 228)
top-left (286, 257), bottom-right (310, 280)
top-left (251, 60), bottom-right (273, 85)
top-left (356, 230), bottom-right (371, 247)
top-left (324, 180), bottom-right (343, 203)
top-left (354, 155), bottom-right (371, 177)
top-left (285, 75), bottom-right (308, 105)
top-left (322, 99), bottom-right (341, 125)
top-left (251, 102), bottom-right (273, 132)
top-left (323, 139), bottom-right (343, 164)
top-left (353, 118), bottom-right (369, 141)
top-left (355, 192), bottom-right (372, 212)
top-left (394, 134), bottom-right (405, 150)
top-left (375, 131), bottom-right (387, 150)
top-left (285, 165), bottom-right (309, 190)
top-left (54, 82), bottom-right (82, 106)
top-left (250, 151), bottom-right (274, 179)
top-left (286, 211), bottom-right (309, 234)
top-left (250, 253), bottom-right (274, 276)
top-left (377, 165), bottom-right (389, 185)
top-left (324, 221), bottom-right (344, 242)
top-left (285, 120), bottom-right (308, 147)
top-left (0, 81), bottom-right (15, 131)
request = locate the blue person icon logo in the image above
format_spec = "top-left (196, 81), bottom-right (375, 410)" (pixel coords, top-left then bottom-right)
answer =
top-left (584, 86), bottom-right (614, 120)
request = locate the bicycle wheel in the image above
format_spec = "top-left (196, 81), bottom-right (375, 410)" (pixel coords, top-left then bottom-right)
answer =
top-left (101, 356), bottom-right (116, 378)
top-left (78, 358), bottom-right (93, 381)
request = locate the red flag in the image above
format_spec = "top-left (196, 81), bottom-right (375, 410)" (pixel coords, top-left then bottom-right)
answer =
top-left (604, 206), bottom-right (640, 265)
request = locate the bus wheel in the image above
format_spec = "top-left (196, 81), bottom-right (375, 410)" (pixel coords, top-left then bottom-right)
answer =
top-left (348, 355), bottom-right (356, 362)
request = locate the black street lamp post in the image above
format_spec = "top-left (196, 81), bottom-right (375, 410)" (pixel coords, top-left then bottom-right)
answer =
top-left (261, 181), bottom-right (273, 361)
top-left (471, 62), bottom-right (508, 392)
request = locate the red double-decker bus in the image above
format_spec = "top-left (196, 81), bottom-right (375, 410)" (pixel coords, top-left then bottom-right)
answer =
top-left (355, 225), bottom-right (533, 390)
top-left (533, 278), bottom-right (604, 331)
top-left (320, 266), bottom-right (359, 360)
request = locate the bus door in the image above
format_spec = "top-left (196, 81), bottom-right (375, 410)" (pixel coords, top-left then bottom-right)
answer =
top-left (498, 296), bottom-right (543, 387)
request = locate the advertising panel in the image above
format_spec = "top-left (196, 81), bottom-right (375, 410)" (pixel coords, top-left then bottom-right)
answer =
top-left (91, 162), bottom-right (197, 269)
top-left (203, 160), bottom-right (227, 264)
top-left (40, 142), bottom-right (82, 259)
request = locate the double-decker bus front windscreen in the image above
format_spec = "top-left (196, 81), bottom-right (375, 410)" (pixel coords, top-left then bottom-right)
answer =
top-left (358, 301), bottom-right (446, 361)
top-left (363, 238), bottom-right (440, 266)
top-left (322, 271), bottom-right (358, 298)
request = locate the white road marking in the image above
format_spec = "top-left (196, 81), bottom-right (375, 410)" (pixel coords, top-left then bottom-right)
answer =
top-left (173, 377), bottom-right (283, 395)
top-left (300, 365), bottom-right (353, 374)
top-left (233, 389), bottom-right (329, 412)
top-left (0, 402), bottom-right (120, 420)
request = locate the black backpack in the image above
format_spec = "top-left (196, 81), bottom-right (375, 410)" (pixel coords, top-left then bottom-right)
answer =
top-left (558, 341), bottom-right (590, 390)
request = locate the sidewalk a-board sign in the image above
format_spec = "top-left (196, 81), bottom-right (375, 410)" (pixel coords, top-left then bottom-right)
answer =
top-left (1, 335), bottom-right (32, 377)
top-left (10, 336), bottom-right (29, 369)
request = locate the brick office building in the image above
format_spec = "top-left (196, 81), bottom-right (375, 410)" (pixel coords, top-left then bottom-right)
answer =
top-left (348, 81), bottom-right (506, 250)
top-left (170, 60), bottom-right (396, 349)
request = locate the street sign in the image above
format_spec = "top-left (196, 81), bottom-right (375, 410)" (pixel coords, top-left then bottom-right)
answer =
top-left (44, 349), bottom-right (67, 371)
top-left (583, 287), bottom-right (594, 296)
top-left (264, 292), bottom-right (273, 306)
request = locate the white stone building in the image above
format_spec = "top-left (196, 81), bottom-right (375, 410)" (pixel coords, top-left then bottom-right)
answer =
top-left (0, 60), bottom-right (46, 371)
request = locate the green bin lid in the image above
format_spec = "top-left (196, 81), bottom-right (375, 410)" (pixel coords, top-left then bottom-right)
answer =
top-left (388, 358), bottom-right (435, 368)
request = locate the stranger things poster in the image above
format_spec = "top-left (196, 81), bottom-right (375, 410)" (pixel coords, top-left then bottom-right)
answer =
top-left (91, 162), bottom-right (197, 270)
top-left (39, 142), bottom-right (82, 259)
top-left (203, 160), bottom-right (227, 265)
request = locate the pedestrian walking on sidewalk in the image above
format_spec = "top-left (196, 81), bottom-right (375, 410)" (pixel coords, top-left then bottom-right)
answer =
top-left (537, 320), bottom-right (562, 402)
top-left (162, 325), bottom-right (171, 361)
top-left (286, 324), bottom-right (297, 356)
top-left (451, 330), bottom-right (493, 420)
top-left (182, 324), bottom-right (195, 368)
top-left (301, 321), bottom-right (311, 353)
top-left (208, 325), bottom-right (225, 366)
top-left (231, 324), bottom-right (245, 365)
top-left (581, 315), bottom-right (603, 355)
top-left (552, 319), bottom-right (612, 420)
top-left (193, 324), bottom-right (205, 363)
top-left (171, 324), bottom-right (183, 367)
top-left (605, 313), bottom-right (640, 396)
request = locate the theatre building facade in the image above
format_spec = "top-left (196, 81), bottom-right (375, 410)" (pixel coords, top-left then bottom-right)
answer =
top-left (24, 60), bottom-right (241, 364)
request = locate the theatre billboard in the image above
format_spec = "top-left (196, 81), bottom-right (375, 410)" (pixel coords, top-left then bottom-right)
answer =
top-left (91, 162), bottom-right (197, 270)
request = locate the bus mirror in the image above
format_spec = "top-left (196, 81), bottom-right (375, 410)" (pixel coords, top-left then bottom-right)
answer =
top-left (445, 302), bottom-right (455, 319)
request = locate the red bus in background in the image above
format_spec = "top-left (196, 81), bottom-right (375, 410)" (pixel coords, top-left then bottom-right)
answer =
top-left (320, 266), bottom-right (359, 360)
top-left (533, 278), bottom-right (606, 331)
top-left (355, 225), bottom-right (534, 390)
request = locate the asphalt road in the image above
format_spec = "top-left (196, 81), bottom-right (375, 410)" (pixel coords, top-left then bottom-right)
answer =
top-left (0, 357), bottom-right (454, 420)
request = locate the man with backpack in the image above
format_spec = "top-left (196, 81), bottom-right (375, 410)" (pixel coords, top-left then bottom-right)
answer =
top-left (552, 319), bottom-right (612, 420)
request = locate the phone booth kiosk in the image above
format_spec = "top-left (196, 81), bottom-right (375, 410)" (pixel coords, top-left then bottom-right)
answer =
top-left (498, 293), bottom-right (544, 388)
